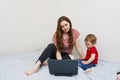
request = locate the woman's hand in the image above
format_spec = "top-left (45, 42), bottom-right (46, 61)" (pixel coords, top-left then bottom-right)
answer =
top-left (56, 49), bottom-right (62, 60)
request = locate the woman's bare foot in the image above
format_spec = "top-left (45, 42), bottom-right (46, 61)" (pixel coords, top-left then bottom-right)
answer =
top-left (84, 68), bottom-right (92, 73)
top-left (24, 68), bottom-right (38, 76)
top-left (42, 60), bottom-right (48, 66)
top-left (24, 60), bottom-right (41, 76)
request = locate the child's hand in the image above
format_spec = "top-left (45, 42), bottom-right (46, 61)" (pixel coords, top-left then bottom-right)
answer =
top-left (81, 61), bottom-right (88, 64)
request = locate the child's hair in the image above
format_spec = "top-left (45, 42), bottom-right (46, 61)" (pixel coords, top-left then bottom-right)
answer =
top-left (85, 34), bottom-right (97, 45)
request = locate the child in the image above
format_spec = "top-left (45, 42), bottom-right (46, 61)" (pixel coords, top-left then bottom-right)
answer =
top-left (78, 34), bottom-right (98, 73)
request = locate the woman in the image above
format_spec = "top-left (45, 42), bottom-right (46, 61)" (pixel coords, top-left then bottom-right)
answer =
top-left (25, 16), bottom-right (85, 76)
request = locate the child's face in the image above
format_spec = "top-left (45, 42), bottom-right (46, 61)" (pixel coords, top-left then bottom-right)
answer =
top-left (85, 41), bottom-right (94, 48)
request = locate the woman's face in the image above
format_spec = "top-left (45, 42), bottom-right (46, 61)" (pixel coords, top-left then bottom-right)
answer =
top-left (60, 20), bottom-right (70, 33)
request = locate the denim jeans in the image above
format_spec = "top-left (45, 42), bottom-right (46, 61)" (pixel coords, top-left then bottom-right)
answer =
top-left (78, 60), bottom-right (96, 70)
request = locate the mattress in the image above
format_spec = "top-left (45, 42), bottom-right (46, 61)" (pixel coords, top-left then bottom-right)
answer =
top-left (0, 50), bottom-right (120, 80)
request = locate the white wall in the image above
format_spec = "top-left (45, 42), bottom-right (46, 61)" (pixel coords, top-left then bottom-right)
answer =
top-left (0, 0), bottom-right (120, 63)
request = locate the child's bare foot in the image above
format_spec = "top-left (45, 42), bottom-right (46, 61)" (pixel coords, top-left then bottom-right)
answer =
top-left (84, 68), bottom-right (92, 73)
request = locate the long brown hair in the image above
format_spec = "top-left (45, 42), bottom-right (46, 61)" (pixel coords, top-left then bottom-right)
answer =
top-left (55, 16), bottom-right (73, 52)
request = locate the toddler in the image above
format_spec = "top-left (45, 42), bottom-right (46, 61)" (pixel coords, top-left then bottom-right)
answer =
top-left (78, 34), bottom-right (98, 73)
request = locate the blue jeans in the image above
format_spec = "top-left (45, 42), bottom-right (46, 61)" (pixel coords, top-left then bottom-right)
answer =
top-left (78, 60), bottom-right (96, 70)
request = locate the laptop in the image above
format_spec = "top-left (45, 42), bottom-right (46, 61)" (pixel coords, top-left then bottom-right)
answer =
top-left (48, 59), bottom-right (78, 76)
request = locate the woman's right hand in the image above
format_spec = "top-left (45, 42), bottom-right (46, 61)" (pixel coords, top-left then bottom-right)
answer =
top-left (56, 49), bottom-right (62, 60)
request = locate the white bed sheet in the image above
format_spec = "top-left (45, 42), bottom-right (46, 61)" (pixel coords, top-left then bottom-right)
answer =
top-left (0, 50), bottom-right (120, 80)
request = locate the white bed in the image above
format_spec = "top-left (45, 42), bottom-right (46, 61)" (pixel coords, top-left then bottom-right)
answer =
top-left (0, 50), bottom-right (120, 80)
